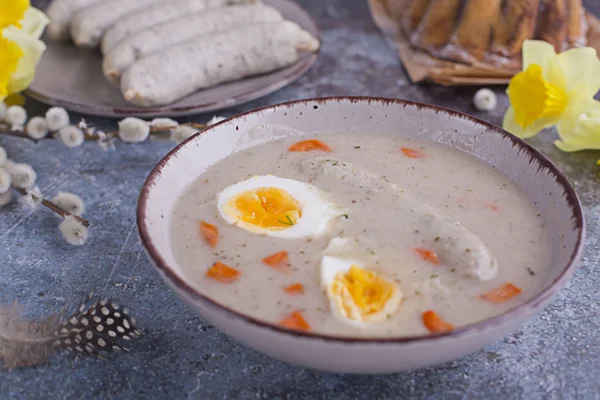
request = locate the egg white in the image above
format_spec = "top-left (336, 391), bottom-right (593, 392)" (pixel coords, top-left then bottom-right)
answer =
top-left (217, 175), bottom-right (344, 239)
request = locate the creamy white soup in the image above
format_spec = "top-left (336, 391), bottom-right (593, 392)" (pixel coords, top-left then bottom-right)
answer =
top-left (169, 132), bottom-right (551, 338)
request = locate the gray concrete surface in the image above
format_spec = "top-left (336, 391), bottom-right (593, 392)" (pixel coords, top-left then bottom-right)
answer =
top-left (1, 0), bottom-right (599, 399)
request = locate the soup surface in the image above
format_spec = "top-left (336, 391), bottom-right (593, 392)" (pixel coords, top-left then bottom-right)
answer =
top-left (170, 131), bottom-right (551, 337)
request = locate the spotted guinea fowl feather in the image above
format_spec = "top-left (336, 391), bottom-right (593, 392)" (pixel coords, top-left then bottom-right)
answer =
top-left (0, 293), bottom-right (141, 370)
top-left (55, 296), bottom-right (141, 358)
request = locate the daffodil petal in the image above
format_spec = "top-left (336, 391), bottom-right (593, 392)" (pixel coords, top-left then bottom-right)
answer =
top-left (554, 131), bottom-right (600, 151)
top-left (19, 7), bottom-right (49, 39)
top-left (522, 41), bottom-right (565, 88)
top-left (502, 106), bottom-right (558, 139)
top-left (555, 102), bottom-right (600, 151)
top-left (556, 47), bottom-right (600, 97)
top-left (554, 138), bottom-right (600, 152)
top-left (523, 40), bottom-right (556, 74)
top-left (2, 27), bottom-right (45, 95)
top-left (557, 99), bottom-right (598, 137)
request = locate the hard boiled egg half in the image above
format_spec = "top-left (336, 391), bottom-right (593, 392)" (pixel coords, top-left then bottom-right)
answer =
top-left (217, 175), bottom-right (344, 238)
top-left (321, 237), bottom-right (403, 326)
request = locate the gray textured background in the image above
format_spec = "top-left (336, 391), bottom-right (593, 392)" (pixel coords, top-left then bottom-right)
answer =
top-left (1, 0), bottom-right (599, 399)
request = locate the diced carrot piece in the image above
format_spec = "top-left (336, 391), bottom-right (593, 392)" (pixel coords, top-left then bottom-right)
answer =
top-left (263, 251), bottom-right (289, 267)
top-left (480, 283), bottom-right (523, 304)
top-left (206, 262), bottom-right (240, 283)
top-left (401, 147), bottom-right (425, 158)
top-left (414, 248), bottom-right (439, 265)
top-left (200, 221), bottom-right (219, 248)
top-left (288, 140), bottom-right (332, 152)
top-left (283, 283), bottom-right (304, 295)
top-left (422, 310), bottom-right (455, 333)
top-left (279, 311), bottom-right (311, 332)
top-left (484, 202), bottom-right (500, 211)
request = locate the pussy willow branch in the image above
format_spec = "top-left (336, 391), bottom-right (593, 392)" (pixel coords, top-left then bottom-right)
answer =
top-left (13, 187), bottom-right (90, 227)
top-left (0, 122), bottom-right (208, 143)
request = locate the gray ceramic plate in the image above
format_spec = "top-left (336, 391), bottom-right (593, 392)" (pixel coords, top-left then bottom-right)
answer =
top-left (26, 0), bottom-right (319, 118)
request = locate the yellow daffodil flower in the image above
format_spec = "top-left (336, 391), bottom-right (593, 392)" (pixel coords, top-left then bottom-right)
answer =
top-left (503, 40), bottom-right (600, 143)
top-left (0, 0), bottom-right (29, 29)
top-left (0, 6), bottom-right (48, 101)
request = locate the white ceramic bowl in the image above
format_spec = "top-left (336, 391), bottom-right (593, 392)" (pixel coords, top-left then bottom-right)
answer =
top-left (137, 97), bottom-right (585, 373)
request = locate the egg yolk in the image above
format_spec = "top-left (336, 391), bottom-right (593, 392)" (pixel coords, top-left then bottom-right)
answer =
top-left (330, 265), bottom-right (396, 321)
top-left (228, 187), bottom-right (302, 230)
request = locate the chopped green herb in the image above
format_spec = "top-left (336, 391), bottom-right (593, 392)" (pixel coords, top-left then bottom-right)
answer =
top-left (435, 236), bottom-right (440, 242)
top-left (450, 268), bottom-right (456, 273)
top-left (354, 146), bottom-right (361, 149)
top-left (277, 215), bottom-right (295, 226)
top-left (465, 248), bottom-right (471, 253)
top-left (430, 274), bottom-right (438, 279)
top-left (343, 214), bottom-right (349, 219)
top-left (527, 267), bottom-right (535, 276)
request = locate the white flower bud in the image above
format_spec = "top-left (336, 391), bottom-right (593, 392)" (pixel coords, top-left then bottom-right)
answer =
top-left (170, 125), bottom-right (197, 144)
top-left (150, 118), bottom-right (179, 129)
top-left (0, 168), bottom-right (11, 193)
top-left (118, 117), bottom-right (149, 143)
top-left (52, 191), bottom-right (85, 216)
top-left (0, 146), bottom-right (6, 167)
top-left (26, 116), bottom-right (49, 139)
top-left (45, 107), bottom-right (70, 131)
top-left (78, 118), bottom-right (88, 130)
top-left (0, 190), bottom-right (12, 207)
top-left (96, 130), bottom-right (115, 151)
top-left (58, 126), bottom-right (85, 148)
top-left (59, 215), bottom-right (89, 246)
top-left (474, 88), bottom-right (497, 111)
top-left (9, 163), bottom-right (36, 189)
top-left (3, 159), bottom-right (15, 172)
top-left (5, 106), bottom-right (27, 126)
top-left (207, 116), bottom-right (226, 125)
top-left (19, 186), bottom-right (43, 211)
top-left (0, 102), bottom-right (6, 121)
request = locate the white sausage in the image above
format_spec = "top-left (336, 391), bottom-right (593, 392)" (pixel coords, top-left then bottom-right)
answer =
top-left (46, 0), bottom-right (103, 41)
top-left (300, 156), bottom-right (499, 281)
top-left (103, 3), bottom-right (283, 84)
top-left (70, 0), bottom-right (162, 48)
top-left (100, 0), bottom-right (256, 55)
top-left (120, 21), bottom-right (320, 107)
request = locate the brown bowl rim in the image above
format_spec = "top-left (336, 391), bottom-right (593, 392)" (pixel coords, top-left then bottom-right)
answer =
top-left (137, 96), bottom-right (586, 344)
